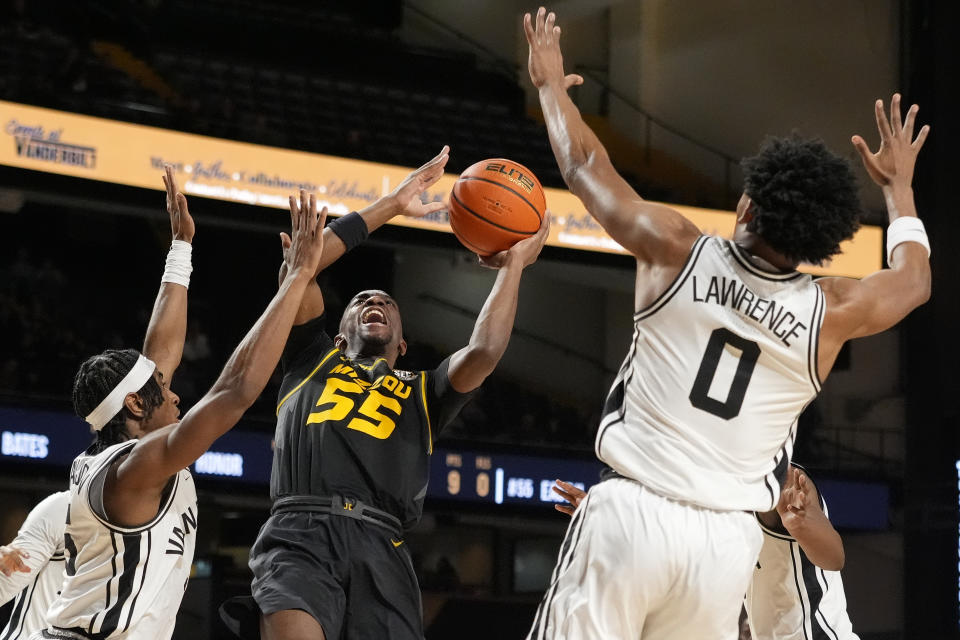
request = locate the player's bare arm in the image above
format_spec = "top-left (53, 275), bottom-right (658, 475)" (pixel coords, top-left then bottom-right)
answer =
top-left (760, 467), bottom-right (845, 571)
top-left (817, 94), bottom-right (932, 376)
top-left (524, 8), bottom-right (700, 274)
top-left (278, 147), bottom-right (450, 325)
top-left (141, 164), bottom-right (195, 384)
top-left (103, 193), bottom-right (328, 527)
top-left (446, 216), bottom-right (550, 393)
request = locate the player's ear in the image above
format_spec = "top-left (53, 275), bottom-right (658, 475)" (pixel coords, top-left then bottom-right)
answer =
top-left (334, 334), bottom-right (347, 351)
top-left (398, 338), bottom-right (407, 357)
top-left (737, 195), bottom-right (755, 225)
top-left (123, 392), bottom-right (146, 419)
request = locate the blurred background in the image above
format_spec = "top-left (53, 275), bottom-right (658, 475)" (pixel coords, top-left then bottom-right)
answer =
top-left (0, 0), bottom-right (957, 638)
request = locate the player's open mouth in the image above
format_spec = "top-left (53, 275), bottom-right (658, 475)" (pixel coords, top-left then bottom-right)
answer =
top-left (360, 307), bottom-right (388, 326)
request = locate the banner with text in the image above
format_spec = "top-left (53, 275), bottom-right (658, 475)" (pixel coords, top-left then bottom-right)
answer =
top-left (1, 100), bottom-right (882, 277)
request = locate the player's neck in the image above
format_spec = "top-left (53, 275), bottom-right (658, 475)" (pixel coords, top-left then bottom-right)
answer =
top-left (344, 346), bottom-right (397, 369)
top-left (733, 233), bottom-right (798, 273)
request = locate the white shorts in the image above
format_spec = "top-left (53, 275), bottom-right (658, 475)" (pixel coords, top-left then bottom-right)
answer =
top-left (526, 477), bottom-right (763, 640)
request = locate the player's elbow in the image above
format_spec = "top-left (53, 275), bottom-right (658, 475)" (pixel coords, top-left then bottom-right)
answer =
top-left (824, 550), bottom-right (844, 572)
top-left (562, 148), bottom-right (608, 193)
top-left (210, 373), bottom-right (260, 410)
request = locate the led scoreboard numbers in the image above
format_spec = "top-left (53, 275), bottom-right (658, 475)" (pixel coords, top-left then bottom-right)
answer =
top-left (428, 447), bottom-right (604, 507)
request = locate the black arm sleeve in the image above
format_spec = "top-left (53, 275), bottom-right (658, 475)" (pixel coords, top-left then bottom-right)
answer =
top-left (424, 356), bottom-right (477, 441)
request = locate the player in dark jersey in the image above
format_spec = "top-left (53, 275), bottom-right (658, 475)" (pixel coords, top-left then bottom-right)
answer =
top-left (222, 149), bottom-right (550, 640)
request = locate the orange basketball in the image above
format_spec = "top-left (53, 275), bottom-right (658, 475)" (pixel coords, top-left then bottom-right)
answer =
top-left (449, 158), bottom-right (546, 256)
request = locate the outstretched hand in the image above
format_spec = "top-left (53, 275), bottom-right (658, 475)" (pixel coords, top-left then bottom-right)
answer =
top-left (0, 545), bottom-right (30, 577)
top-left (552, 479), bottom-right (586, 516)
top-left (390, 146), bottom-right (450, 218)
top-left (280, 189), bottom-right (328, 281)
top-left (523, 7), bottom-right (583, 91)
top-left (162, 164), bottom-right (195, 242)
top-left (479, 213), bottom-right (551, 269)
top-left (852, 93), bottom-right (930, 188)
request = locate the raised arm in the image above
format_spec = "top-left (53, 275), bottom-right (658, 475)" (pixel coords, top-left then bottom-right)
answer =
top-left (106, 194), bottom-right (328, 525)
top-left (446, 218), bottom-right (550, 393)
top-left (769, 467), bottom-right (844, 571)
top-left (141, 165), bottom-right (195, 382)
top-left (279, 147), bottom-right (450, 325)
top-left (524, 8), bottom-right (700, 266)
top-left (818, 95), bottom-right (932, 363)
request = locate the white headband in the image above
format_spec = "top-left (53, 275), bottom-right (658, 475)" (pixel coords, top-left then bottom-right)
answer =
top-left (85, 354), bottom-right (158, 431)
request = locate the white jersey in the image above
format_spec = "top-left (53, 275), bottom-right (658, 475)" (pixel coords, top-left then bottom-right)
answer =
top-left (597, 236), bottom-right (825, 512)
top-left (0, 492), bottom-right (69, 640)
top-left (40, 442), bottom-right (197, 640)
top-left (746, 496), bottom-right (859, 640)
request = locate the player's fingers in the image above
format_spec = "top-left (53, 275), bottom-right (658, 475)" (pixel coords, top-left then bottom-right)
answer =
top-left (537, 212), bottom-right (551, 242)
top-left (851, 135), bottom-right (874, 162)
top-left (422, 201), bottom-right (447, 215)
top-left (288, 195), bottom-right (299, 234)
top-left (555, 504), bottom-right (574, 516)
top-left (279, 231), bottom-right (292, 251)
top-left (523, 12), bottom-right (535, 43)
top-left (298, 189), bottom-right (308, 228)
top-left (564, 73), bottom-right (583, 89)
top-left (874, 99), bottom-right (892, 140)
top-left (890, 93), bottom-right (903, 133)
top-left (304, 193), bottom-right (317, 234)
top-left (317, 206), bottom-right (328, 240)
top-left (912, 124), bottom-right (931, 150)
top-left (536, 6), bottom-right (546, 38)
top-left (545, 12), bottom-right (556, 43)
top-left (902, 103), bottom-right (918, 139)
top-left (164, 164), bottom-right (177, 200)
top-left (176, 193), bottom-right (190, 218)
top-left (427, 145), bottom-right (450, 168)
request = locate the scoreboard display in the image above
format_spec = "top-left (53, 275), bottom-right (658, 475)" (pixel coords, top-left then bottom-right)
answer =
top-left (428, 447), bottom-right (604, 507)
top-left (1, 407), bottom-right (605, 509)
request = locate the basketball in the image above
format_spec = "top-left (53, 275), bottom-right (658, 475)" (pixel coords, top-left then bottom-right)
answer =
top-left (449, 158), bottom-right (546, 256)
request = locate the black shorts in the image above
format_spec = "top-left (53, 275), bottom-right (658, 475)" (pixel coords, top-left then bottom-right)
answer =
top-left (249, 511), bottom-right (423, 640)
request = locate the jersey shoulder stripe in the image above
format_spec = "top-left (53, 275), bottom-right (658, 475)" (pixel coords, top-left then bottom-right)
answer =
top-left (276, 346), bottom-right (340, 414)
top-left (634, 235), bottom-right (709, 321)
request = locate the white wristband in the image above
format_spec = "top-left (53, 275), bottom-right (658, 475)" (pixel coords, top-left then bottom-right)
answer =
top-left (886, 217), bottom-right (930, 266)
top-left (162, 239), bottom-right (193, 288)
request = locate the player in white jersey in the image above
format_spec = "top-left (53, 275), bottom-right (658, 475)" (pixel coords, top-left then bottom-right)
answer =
top-left (524, 6), bottom-right (930, 638)
top-left (0, 166), bottom-right (195, 640)
top-left (33, 179), bottom-right (330, 640)
top-left (748, 464), bottom-right (858, 640)
top-left (552, 466), bottom-right (859, 640)
top-left (0, 492), bottom-right (69, 640)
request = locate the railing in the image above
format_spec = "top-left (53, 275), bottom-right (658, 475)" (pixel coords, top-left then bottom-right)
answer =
top-left (402, 3), bottom-right (739, 203)
top-left (803, 423), bottom-right (904, 479)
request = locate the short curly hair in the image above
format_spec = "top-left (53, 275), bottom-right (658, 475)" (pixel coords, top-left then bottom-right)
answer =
top-left (741, 136), bottom-right (861, 265)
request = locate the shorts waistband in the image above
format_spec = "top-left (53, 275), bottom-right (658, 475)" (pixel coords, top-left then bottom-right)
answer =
top-left (271, 495), bottom-right (403, 537)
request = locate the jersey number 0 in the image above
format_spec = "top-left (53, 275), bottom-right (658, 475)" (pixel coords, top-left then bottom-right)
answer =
top-left (688, 328), bottom-right (761, 420)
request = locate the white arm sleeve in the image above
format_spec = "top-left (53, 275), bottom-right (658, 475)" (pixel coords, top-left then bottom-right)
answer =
top-left (0, 491), bottom-right (69, 605)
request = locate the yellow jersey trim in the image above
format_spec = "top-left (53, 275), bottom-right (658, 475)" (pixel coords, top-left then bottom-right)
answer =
top-left (419, 372), bottom-right (433, 454)
top-left (356, 357), bottom-right (388, 371)
top-left (276, 347), bottom-right (340, 415)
